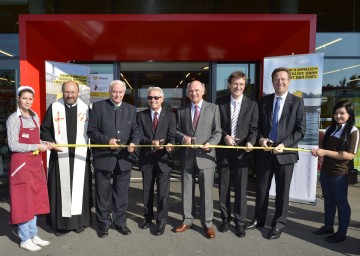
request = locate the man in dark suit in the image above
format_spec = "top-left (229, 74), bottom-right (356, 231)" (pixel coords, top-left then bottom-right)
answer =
top-left (246, 67), bottom-right (306, 240)
top-left (216, 71), bottom-right (258, 237)
top-left (87, 80), bottom-right (140, 238)
top-left (136, 87), bottom-right (176, 236)
top-left (175, 80), bottom-right (222, 239)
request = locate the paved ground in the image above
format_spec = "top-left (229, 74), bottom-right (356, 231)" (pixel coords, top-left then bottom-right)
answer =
top-left (0, 171), bottom-right (359, 256)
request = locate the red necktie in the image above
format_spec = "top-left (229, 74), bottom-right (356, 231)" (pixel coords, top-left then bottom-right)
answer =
top-left (153, 111), bottom-right (158, 129)
top-left (193, 105), bottom-right (200, 130)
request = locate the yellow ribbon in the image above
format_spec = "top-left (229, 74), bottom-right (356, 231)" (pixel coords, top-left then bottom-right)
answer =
top-left (47, 144), bottom-right (311, 152)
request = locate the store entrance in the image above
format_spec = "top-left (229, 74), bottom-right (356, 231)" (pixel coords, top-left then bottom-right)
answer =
top-left (119, 62), bottom-right (210, 110)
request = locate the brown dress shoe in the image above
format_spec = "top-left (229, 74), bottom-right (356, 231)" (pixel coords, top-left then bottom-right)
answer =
top-left (175, 224), bottom-right (192, 233)
top-left (205, 227), bottom-right (215, 239)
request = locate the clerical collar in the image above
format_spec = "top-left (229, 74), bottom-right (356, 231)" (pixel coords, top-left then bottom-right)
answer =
top-left (110, 99), bottom-right (122, 108)
top-left (66, 102), bottom-right (77, 108)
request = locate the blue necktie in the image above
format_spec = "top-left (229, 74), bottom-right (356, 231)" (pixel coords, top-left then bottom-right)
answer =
top-left (269, 97), bottom-right (281, 142)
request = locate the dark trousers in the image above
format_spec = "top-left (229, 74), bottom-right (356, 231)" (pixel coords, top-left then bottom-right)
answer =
top-left (255, 153), bottom-right (294, 230)
top-left (320, 172), bottom-right (351, 235)
top-left (218, 156), bottom-right (248, 226)
top-left (142, 164), bottom-right (171, 225)
top-left (94, 164), bottom-right (131, 230)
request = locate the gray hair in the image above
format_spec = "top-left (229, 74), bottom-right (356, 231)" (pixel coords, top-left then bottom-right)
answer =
top-left (147, 86), bottom-right (164, 97)
top-left (109, 80), bottom-right (126, 91)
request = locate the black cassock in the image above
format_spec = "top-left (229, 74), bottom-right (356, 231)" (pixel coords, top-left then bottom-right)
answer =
top-left (40, 104), bottom-right (92, 231)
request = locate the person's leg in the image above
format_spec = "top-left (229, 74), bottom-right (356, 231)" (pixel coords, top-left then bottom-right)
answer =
top-left (233, 166), bottom-right (248, 227)
top-left (142, 167), bottom-right (156, 222)
top-left (320, 172), bottom-right (336, 228)
top-left (155, 166), bottom-right (171, 225)
top-left (28, 216), bottom-right (38, 238)
top-left (18, 220), bottom-right (31, 242)
top-left (198, 167), bottom-right (215, 228)
top-left (272, 162), bottom-right (294, 230)
top-left (330, 175), bottom-right (351, 236)
top-left (112, 169), bottom-right (131, 228)
top-left (94, 169), bottom-right (112, 230)
top-left (219, 166), bottom-right (232, 223)
top-left (182, 168), bottom-right (196, 226)
top-left (254, 152), bottom-right (274, 224)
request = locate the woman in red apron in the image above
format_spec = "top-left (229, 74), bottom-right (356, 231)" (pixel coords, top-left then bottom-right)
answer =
top-left (6, 86), bottom-right (52, 252)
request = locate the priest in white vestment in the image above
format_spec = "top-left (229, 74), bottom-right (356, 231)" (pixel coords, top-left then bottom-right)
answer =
top-left (40, 81), bottom-right (92, 236)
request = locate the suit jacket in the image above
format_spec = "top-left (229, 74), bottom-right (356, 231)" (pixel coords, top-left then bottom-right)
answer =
top-left (216, 95), bottom-right (258, 166)
top-left (175, 101), bottom-right (222, 170)
top-left (87, 99), bottom-right (140, 172)
top-left (137, 108), bottom-right (176, 172)
top-left (258, 93), bottom-right (306, 165)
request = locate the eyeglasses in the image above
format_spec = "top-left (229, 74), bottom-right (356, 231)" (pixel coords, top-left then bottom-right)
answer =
top-left (147, 96), bottom-right (162, 100)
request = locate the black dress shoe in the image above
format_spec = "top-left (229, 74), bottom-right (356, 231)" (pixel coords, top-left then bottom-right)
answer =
top-left (268, 228), bottom-right (282, 240)
top-left (235, 225), bottom-right (246, 237)
top-left (54, 229), bottom-right (69, 237)
top-left (155, 224), bottom-right (165, 236)
top-left (325, 232), bottom-right (346, 243)
top-left (74, 227), bottom-right (85, 233)
top-left (219, 222), bottom-right (229, 233)
top-left (97, 228), bottom-right (108, 238)
top-left (313, 226), bottom-right (334, 235)
top-left (140, 221), bottom-right (151, 230)
top-left (117, 226), bottom-right (132, 235)
top-left (245, 220), bottom-right (264, 230)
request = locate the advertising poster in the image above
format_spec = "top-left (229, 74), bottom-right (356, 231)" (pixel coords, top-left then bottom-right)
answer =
top-left (89, 74), bottom-right (113, 103)
top-left (45, 61), bottom-right (90, 108)
top-left (263, 53), bottom-right (324, 204)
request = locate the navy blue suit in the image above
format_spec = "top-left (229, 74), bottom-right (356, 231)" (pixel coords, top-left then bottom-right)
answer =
top-left (255, 93), bottom-right (305, 230)
top-left (137, 108), bottom-right (176, 225)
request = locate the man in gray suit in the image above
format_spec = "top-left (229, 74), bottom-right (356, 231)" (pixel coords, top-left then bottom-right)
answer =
top-left (175, 80), bottom-right (221, 239)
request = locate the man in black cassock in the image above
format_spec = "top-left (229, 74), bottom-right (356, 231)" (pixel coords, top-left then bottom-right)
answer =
top-left (41, 81), bottom-right (92, 236)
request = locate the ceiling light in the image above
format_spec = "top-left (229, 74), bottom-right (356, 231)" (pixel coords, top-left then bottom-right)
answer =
top-left (315, 38), bottom-right (342, 50)
top-left (202, 66), bottom-right (209, 70)
top-left (349, 78), bottom-right (360, 82)
top-left (0, 49), bottom-right (14, 57)
top-left (323, 64), bottom-right (360, 75)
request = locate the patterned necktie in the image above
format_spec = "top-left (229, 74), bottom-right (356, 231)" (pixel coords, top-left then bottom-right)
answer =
top-left (153, 111), bottom-right (159, 129)
top-left (193, 105), bottom-right (200, 130)
top-left (269, 97), bottom-right (281, 142)
top-left (231, 101), bottom-right (240, 137)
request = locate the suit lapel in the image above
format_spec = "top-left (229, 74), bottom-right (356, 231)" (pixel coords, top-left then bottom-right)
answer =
top-left (154, 110), bottom-right (167, 139)
top-left (185, 104), bottom-right (194, 132)
top-left (225, 96), bottom-right (231, 131)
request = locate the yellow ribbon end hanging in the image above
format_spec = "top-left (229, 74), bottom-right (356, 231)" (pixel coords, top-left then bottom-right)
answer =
top-left (32, 150), bottom-right (40, 155)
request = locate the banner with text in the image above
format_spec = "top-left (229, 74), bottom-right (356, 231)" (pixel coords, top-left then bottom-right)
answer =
top-left (45, 61), bottom-right (90, 108)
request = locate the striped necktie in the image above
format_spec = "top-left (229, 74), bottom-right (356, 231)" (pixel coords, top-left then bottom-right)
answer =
top-left (231, 101), bottom-right (240, 137)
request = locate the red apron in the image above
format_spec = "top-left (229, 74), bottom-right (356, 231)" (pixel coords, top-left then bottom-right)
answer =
top-left (9, 117), bottom-right (50, 224)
